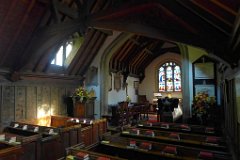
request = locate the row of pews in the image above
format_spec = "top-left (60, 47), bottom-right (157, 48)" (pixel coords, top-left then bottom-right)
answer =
top-left (0, 115), bottom-right (107, 160)
top-left (137, 121), bottom-right (222, 136)
top-left (62, 121), bottom-right (231, 160)
top-left (62, 143), bottom-right (127, 160)
top-left (121, 127), bottom-right (227, 152)
top-left (0, 115), bottom-right (230, 160)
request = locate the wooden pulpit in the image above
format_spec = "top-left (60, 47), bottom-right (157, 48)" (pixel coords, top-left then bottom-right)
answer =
top-left (74, 97), bottom-right (96, 118)
top-left (74, 102), bottom-right (85, 118)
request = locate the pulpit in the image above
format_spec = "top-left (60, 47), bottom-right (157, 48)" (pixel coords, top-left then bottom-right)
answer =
top-left (86, 97), bottom-right (97, 118)
top-left (74, 97), bottom-right (96, 118)
top-left (74, 102), bottom-right (85, 118)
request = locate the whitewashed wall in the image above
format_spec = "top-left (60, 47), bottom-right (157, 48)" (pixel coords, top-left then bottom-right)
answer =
top-left (87, 31), bottom-right (124, 117)
top-left (139, 52), bottom-right (182, 103)
top-left (108, 74), bottom-right (138, 105)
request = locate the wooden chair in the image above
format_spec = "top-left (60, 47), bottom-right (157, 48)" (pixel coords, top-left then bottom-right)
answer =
top-left (138, 95), bottom-right (150, 119)
top-left (118, 102), bottom-right (130, 126)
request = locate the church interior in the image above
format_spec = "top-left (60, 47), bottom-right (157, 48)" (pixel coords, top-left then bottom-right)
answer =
top-left (0, 0), bottom-right (240, 159)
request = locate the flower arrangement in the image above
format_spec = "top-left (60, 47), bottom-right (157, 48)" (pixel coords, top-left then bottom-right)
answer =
top-left (126, 95), bottom-right (131, 103)
top-left (192, 92), bottom-right (216, 124)
top-left (73, 86), bottom-right (89, 103)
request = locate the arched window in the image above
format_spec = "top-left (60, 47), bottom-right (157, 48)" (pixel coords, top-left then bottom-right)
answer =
top-left (51, 41), bottom-right (73, 66)
top-left (50, 32), bottom-right (84, 67)
top-left (158, 62), bottom-right (181, 92)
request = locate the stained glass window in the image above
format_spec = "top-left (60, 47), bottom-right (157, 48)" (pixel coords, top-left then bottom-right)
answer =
top-left (159, 67), bottom-right (165, 92)
top-left (158, 62), bottom-right (181, 92)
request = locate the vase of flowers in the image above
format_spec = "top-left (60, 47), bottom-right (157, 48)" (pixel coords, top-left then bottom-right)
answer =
top-left (72, 86), bottom-right (90, 118)
top-left (73, 86), bottom-right (89, 103)
top-left (192, 92), bottom-right (216, 124)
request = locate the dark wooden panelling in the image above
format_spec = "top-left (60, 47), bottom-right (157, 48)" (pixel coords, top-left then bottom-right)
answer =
top-left (15, 86), bottom-right (26, 120)
top-left (1, 86), bottom-right (15, 126)
top-left (92, 123), bottom-right (99, 144)
top-left (81, 126), bottom-right (93, 147)
top-left (37, 86), bottom-right (43, 113)
top-left (66, 87), bottom-right (75, 97)
top-left (26, 86), bottom-right (37, 119)
top-left (58, 87), bottom-right (67, 115)
top-left (37, 86), bottom-right (51, 116)
top-left (43, 86), bottom-right (51, 112)
top-left (69, 129), bottom-right (78, 146)
top-left (22, 142), bottom-right (38, 160)
top-left (51, 87), bottom-right (59, 115)
top-left (0, 83), bottom-right (77, 130)
top-left (0, 83), bottom-right (78, 129)
top-left (238, 123), bottom-right (240, 159)
top-left (41, 136), bottom-right (63, 160)
top-left (62, 132), bottom-right (70, 148)
top-left (0, 86), bottom-right (1, 113)
top-left (0, 86), bottom-right (2, 130)
top-left (86, 98), bottom-right (96, 118)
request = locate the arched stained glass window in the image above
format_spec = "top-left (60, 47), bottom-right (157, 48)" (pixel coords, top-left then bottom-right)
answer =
top-left (158, 62), bottom-right (181, 92)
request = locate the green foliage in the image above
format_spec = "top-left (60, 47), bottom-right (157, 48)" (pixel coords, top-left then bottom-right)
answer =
top-left (192, 92), bottom-right (216, 115)
top-left (73, 86), bottom-right (89, 102)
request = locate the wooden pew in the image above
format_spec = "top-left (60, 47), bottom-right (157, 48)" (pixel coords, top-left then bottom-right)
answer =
top-left (59, 143), bottom-right (127, 160)
top-left (6, 122), bottom-right (64, 160)
top-left (68, 118), bottom-right (107, 147)
top-left (49, 115), bottom-right (82, 148)
top-left (49, 115), bottom-right (107, 147)
top-left (91, 134), bottom-right (231, 160)
top-left (137, 122), bottom-right (221, 136)
top-left (29, 124), bottom-right (63, 160)
top-left (97, 118), bottom-right (107, 139)
top-left (0, 142), bottom-right (23, 160)
top-left (121, 127), bottom-right (228, 152)
top-left (2, 126), bottom-right (42, 160)
top-left (11, 119), bottom-right (73, 159)
top-left (16, 115), bottom-right (107, 149)
top-left (18, 115), bottom-right (84, 148)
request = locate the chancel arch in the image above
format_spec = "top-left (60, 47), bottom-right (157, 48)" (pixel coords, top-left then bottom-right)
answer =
top-left (100, 32), bottom-right (133, 115)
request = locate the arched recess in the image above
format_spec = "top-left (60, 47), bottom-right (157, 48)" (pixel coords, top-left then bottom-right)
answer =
top-left (99, 32), bottom-right (133, 115)
top-left (139, 52), bottom-right (181, 103)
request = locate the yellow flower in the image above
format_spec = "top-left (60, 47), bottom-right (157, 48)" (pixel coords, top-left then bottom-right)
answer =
top-left (73, 86), bottom-right (89, 102)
